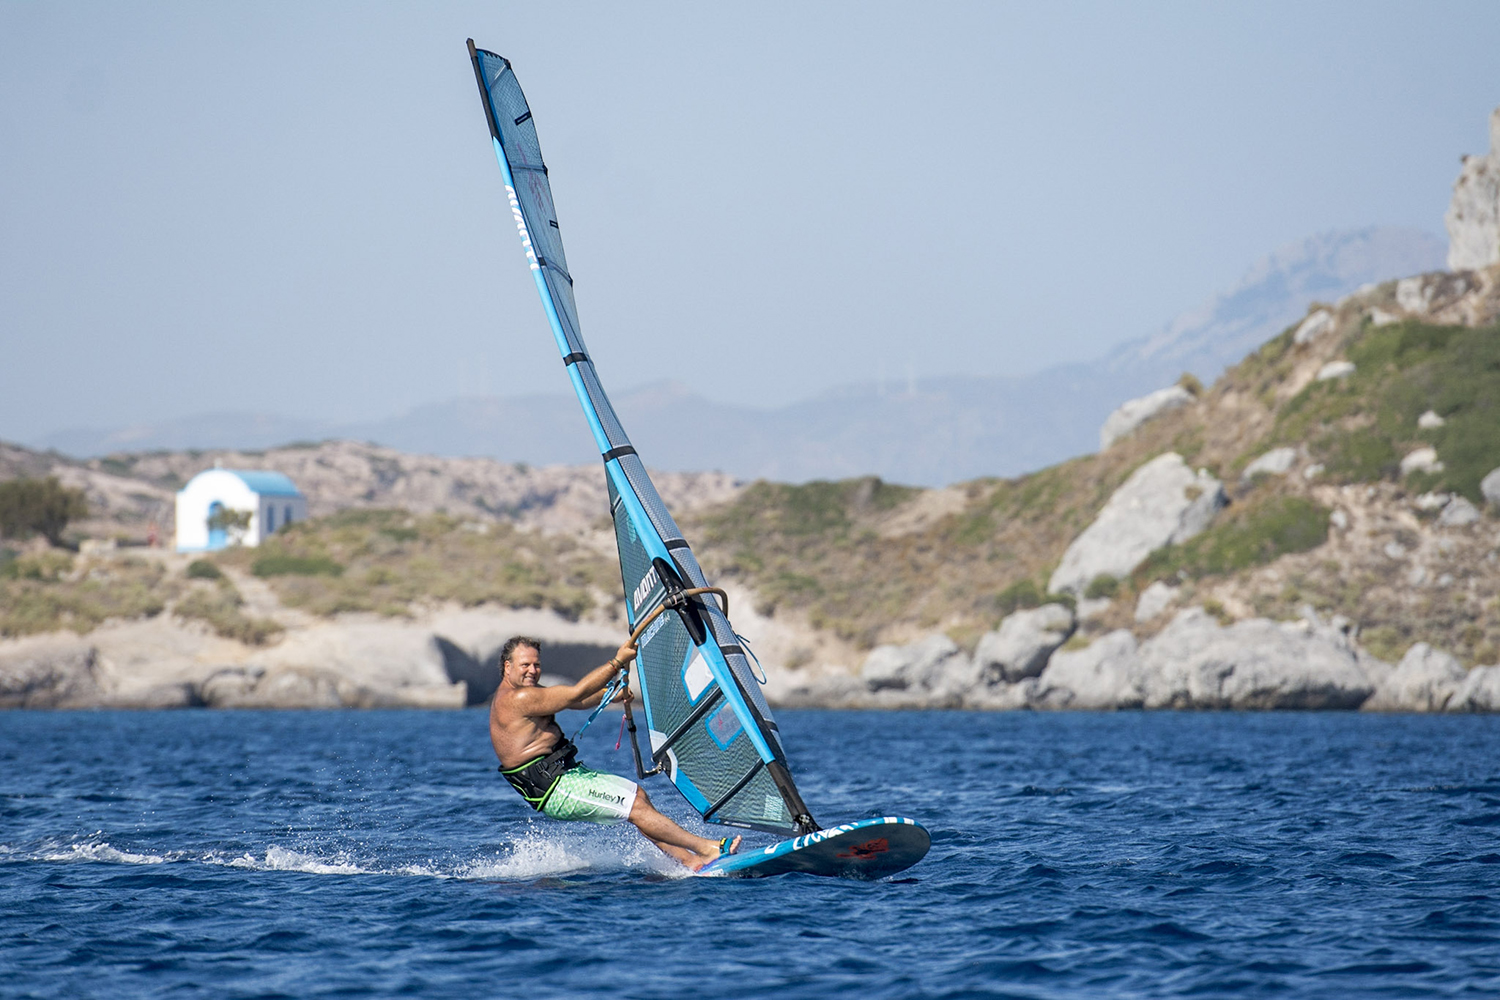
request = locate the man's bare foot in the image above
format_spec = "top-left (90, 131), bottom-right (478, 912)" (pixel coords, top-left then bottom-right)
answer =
top-left (688, 835), bottom-right (742, 871)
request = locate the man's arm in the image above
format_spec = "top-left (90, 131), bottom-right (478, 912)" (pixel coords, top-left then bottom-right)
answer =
top-left (510, 642), bottom-right (637, 718)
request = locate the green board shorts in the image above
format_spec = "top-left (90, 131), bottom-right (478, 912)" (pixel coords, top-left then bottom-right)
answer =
top-left (542, 764), bottom-right (639, 824)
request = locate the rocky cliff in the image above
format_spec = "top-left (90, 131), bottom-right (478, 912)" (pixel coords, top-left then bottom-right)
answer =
top-left (1447, 107), bottom-right (1500, 271)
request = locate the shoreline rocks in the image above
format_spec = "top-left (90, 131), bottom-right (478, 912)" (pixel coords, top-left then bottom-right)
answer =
top-left (0, 634), bottom-right (104, 708)
top-left (973, 604), bottom-right (1075, 684)
top-left (0, 603), bottom-right (627, 710)
top-left (783, 604), bottom-right (1499, 713)
top-left (7, 600), bottom-right (1500, 712)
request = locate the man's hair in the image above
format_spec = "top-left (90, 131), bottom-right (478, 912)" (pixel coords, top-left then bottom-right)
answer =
top-left (500, 636), bottom-right (542, 667)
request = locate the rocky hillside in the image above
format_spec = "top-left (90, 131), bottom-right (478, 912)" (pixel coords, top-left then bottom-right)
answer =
top-left (692, 264), bottom-right (1500, 646)
top-left (7, 264), bottom-right (1498, 712)
top-left (5, 108), bottom-right (1500, 712)
top-left (0, 438), bottom-right (742, 541)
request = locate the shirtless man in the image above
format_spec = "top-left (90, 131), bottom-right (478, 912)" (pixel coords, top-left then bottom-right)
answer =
top-left (489, 635), bottom-right (739, 870)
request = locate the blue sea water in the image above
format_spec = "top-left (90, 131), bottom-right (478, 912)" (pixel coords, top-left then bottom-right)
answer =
top-left (3, 709), bottom-right (1500, 998)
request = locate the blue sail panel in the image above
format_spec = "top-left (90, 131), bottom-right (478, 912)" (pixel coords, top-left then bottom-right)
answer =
top-left (468, 41), bottom-right (814, 836)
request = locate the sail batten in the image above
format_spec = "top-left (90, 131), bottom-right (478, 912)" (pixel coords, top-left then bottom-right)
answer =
top-left (468, 41), bottom-right (815, 835)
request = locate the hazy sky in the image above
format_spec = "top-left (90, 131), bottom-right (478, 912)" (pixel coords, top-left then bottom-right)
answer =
top-left (2, 2), bottom-right (1497, 440)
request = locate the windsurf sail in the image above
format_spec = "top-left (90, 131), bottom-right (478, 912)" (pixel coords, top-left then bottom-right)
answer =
top-left (467, 41), bottom-right (817, 836)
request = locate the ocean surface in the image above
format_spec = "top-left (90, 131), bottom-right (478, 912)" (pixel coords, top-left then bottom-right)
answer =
top-left (4, 709), bottom-right (1500, 999)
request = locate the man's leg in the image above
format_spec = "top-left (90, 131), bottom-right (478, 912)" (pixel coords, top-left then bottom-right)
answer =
top-left (627, 788), bottom-right (740, 870)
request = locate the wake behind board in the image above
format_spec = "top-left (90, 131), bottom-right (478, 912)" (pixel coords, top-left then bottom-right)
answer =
top-left (697, 817), bottom-right (930, 879)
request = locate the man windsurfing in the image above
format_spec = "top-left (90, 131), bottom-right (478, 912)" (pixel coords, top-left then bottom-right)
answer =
top-left (489, 636), bottom-right (739, 870)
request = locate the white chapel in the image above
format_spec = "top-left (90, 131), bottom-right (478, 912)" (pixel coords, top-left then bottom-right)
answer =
top-left (175, 468), bottom-right (307, 551)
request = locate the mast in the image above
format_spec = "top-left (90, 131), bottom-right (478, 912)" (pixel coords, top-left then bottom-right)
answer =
top-left (467, 42), bottom-right (817, 835)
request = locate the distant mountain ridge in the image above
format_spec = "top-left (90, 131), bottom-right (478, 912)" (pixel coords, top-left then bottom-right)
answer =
top-left (30, 226), bottom-right (1446, 486)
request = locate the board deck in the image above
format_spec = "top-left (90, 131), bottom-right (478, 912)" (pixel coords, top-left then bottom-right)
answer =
top-left (696, 817), bottom-right (930, 879)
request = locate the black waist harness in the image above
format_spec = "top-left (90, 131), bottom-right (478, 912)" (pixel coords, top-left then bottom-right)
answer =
top-left (499, 739), bottom-right (578, 810)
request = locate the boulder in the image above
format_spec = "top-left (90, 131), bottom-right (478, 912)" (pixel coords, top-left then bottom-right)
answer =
top-left (1240, 447), bottom-right (1297, 482)
top-left (1363, 642), bottom-right (1466, 712)
top-left (1445, 106), bottom-right (1500, 271)
top-left (1099, 386), bottom-right (1194, 451)
top-left (1030, 630), bottom-right (1141, 709)
top-left (200, 666), bottom-right (348, 709)
top-left (0, 634), bottom-right (103, 708)
top-left (1438, 496), bottom-right (1480, 527)
top-left (1131, 608), bottom-right (1374, 709)
top-left (1134, 580), bottom-right (1178, 622)
top-left (772, 671), bottom-right (868, 709)
top-left (1447, 665), bottom-right (1500, 712)
top-left (1049, 453), bottom-right (1226, 595)
top-left (1316, 361), bottom-right (1356, 381)
top-left (109, 682), bottom-right (203, 709)
top-left (1400, 447), bottom-right (1443, 476)
top-left (1396, 276), bottom-right (1432, 314)
top-left (973, 604), bottom-right (1074, 684)
top-left (250, 668), bottom-right (347, 708)
top-left (861, 634), bottom-right (973, 699)
top-left (1292, 310), bottom-right (1334, 344)
top-left (199, 667), bottom-right (265, 707)
top-left (1481, 467), bottom-right (1500, 507)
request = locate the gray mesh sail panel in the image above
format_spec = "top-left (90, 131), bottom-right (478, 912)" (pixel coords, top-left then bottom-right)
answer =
top-left (476, 51), bottom-right (588, 358)
top-left (717, 765), bottom-right (794, 831)
top-left (616, 453), bottom-right (684, 542)
top-left (577, 362), bottom-right (631, 451)
top-left (611, 480), bottom-right (695, 738)
top-left (671, 713), bottom-right (764, 811)
top-left (543, 270), bottom-right (587, 357)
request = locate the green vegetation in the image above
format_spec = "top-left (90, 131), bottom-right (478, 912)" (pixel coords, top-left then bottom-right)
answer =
top-left (1201, 598), bottom-right (1233, 626)
top-left (1084, 574), bottom-right (1120, 600)
top-left (1136, 495), bottom-right (1329, 584)
top-left (689, 464), bottom-right (1126, 647)
top-left (214, 508), bottom-right (615, 620)
top-left (995, 578), bottom-right (1044, 614)
top-left (1272, 319), bottom-right (1500, 499)
top-left (174, 582), bottom-right (282, 645)
top-left (690, 478), bottom-right (923, 645)
top-left (0, 553), bottom-right (168, 637)
top-left (1, 549), bottom-right (74, 581)
top-left (1359, 625), bottom-right (1410, 665)
top-left (206, 507), bottom-right (252, 544)
top-left (252, 554), bottom-right (344, 578)
top-left (185, 559), bottom-right (223, 580)
top-left (0, 477), bottom-right (89, 547)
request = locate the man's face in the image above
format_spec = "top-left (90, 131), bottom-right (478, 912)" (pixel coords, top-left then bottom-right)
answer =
top-left (504, 645), bottom-right (542, 687)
